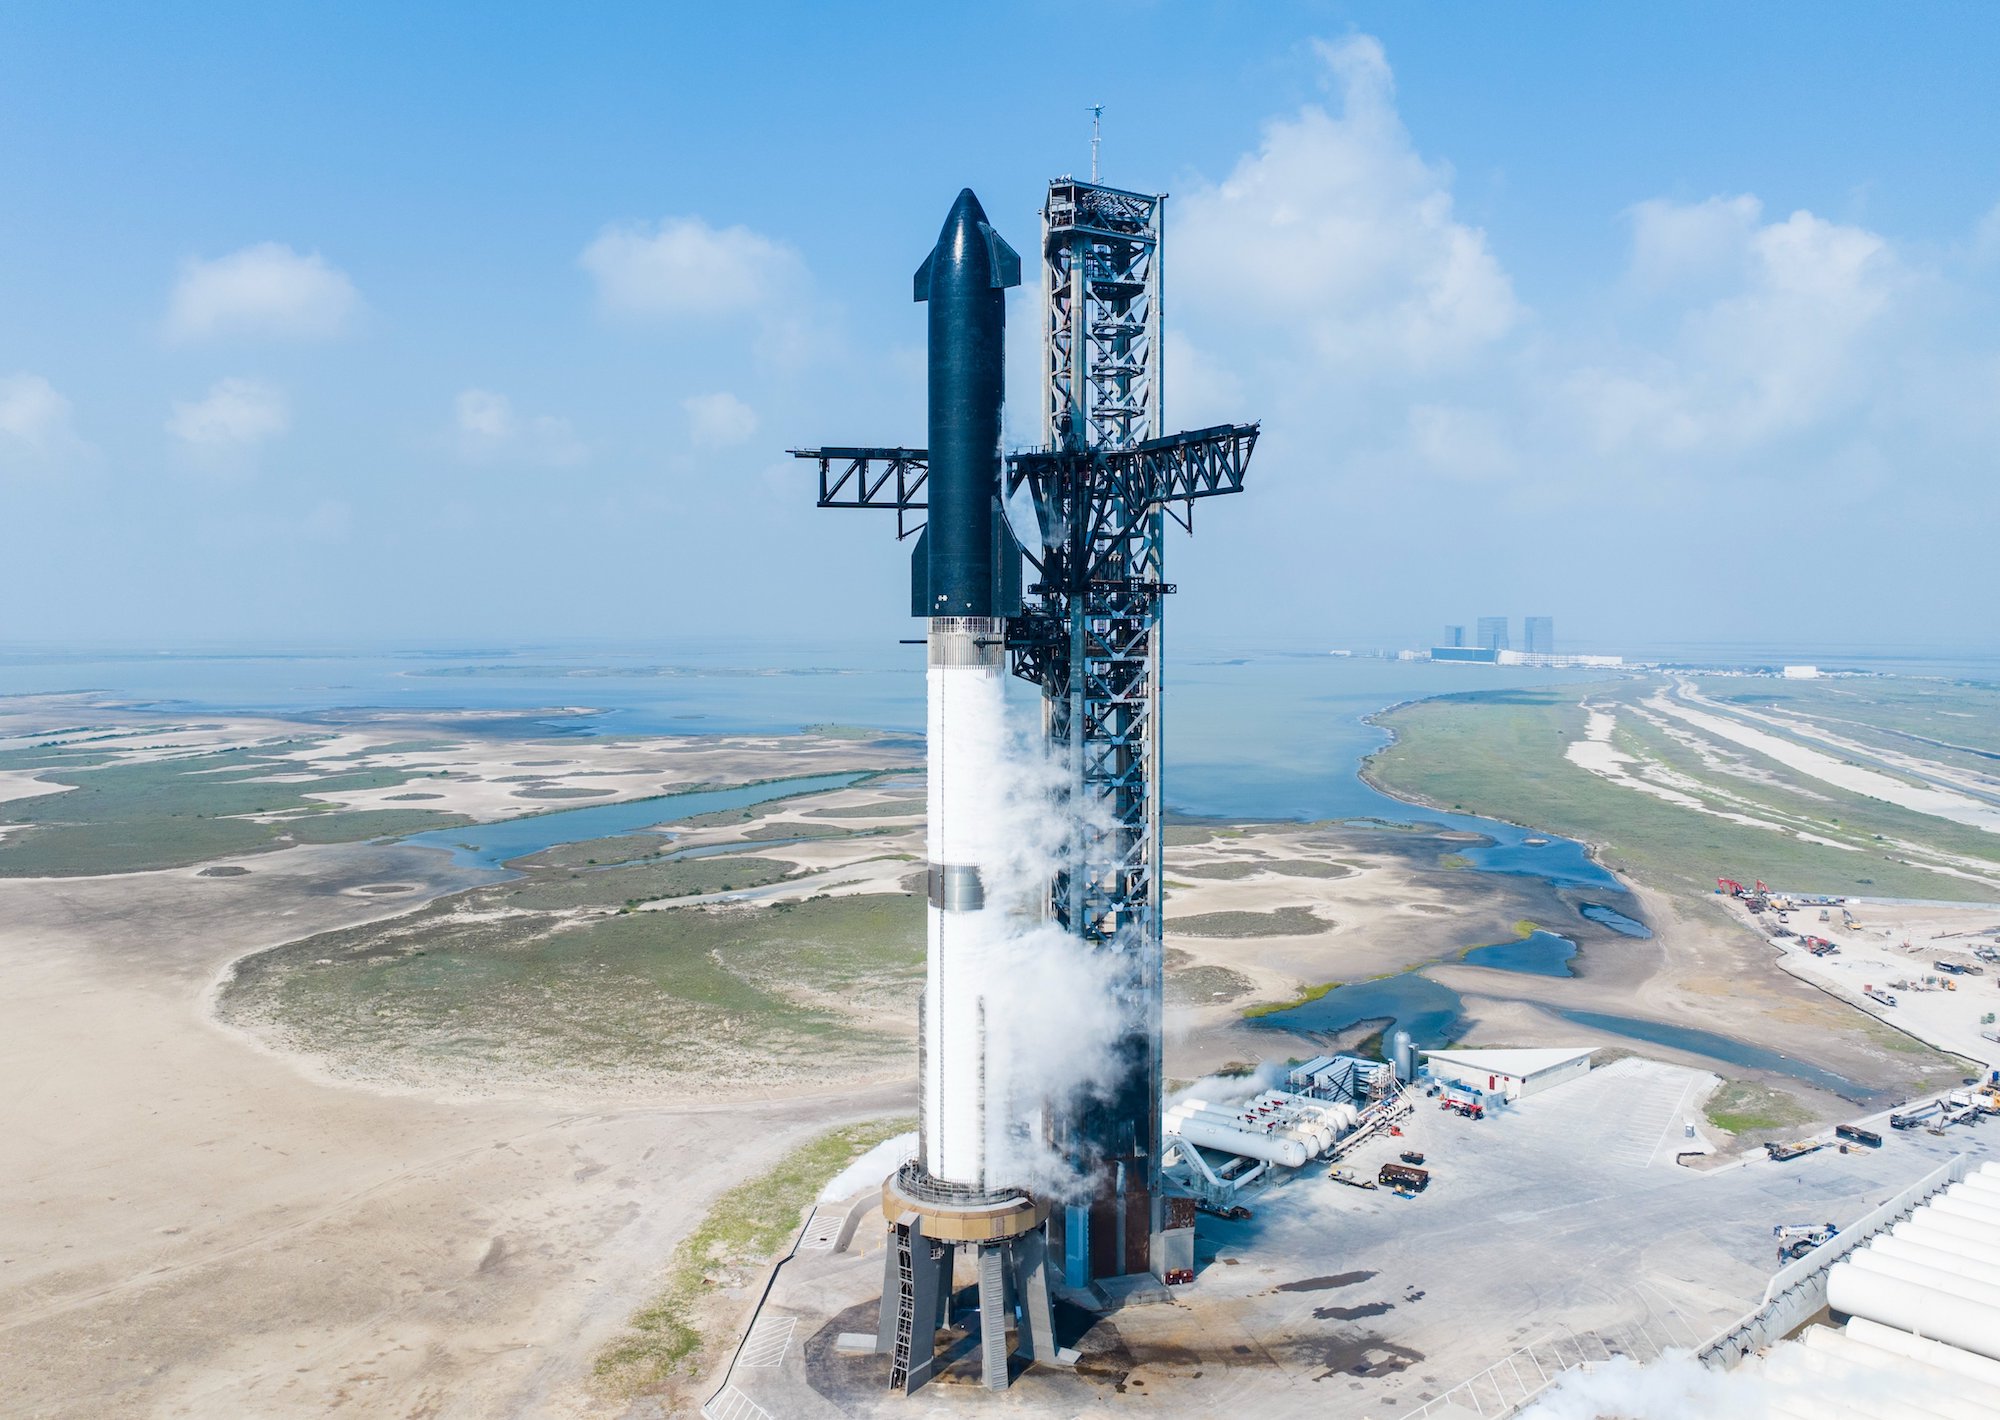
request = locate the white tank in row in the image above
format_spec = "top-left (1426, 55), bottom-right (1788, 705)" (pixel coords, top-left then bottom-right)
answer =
top-left (1164, 1090), bottom-right (1362, 1169)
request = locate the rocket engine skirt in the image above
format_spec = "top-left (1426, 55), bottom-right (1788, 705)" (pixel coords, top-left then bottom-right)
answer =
top-left (922, 616), bottom-right (1008, 1186)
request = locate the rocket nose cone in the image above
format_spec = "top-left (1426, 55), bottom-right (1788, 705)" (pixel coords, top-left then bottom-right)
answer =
top-left (949, 187), bottom-right (987, 224)
top-left (938, 188), bottom-right (989, 251)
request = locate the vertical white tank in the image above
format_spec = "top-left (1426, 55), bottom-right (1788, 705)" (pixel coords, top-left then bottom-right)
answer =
top-left (1391, 1030), bottom-right (1416, 1082)
top-left (922, 617), bottom-right (1010, 1187)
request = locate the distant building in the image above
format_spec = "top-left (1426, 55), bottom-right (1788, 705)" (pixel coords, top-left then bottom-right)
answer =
top-left (1443, 624), bottom-right (1466, 648)
top-left (1431, 646), bottom-right (1500, 664)
top-left (1477, 616), bottom-right (1510, 652)
top-left (1524, 616), bottom-right (1555, 656)
top-left (1422, 1047), bottom-right (1594, 1102)
top-left (1498, 650), bottom-right (1624, 668)
top-left (1783, 665), bottom-right (1821, 679)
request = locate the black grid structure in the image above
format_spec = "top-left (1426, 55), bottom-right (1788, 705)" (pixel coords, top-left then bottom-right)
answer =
top-left (1020, 180), bottom-right (1252, 1284)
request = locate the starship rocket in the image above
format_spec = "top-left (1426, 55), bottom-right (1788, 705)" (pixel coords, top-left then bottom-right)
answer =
top-left (911, 188), bottom-right (1026, 1191)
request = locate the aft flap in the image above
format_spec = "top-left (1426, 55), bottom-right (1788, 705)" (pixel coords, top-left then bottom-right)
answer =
top-left (982, 225), bottom-right (1021, 290)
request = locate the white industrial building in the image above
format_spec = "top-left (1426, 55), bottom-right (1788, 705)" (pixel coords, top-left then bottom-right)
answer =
top-left (1421, 1047), bottom-right (1593, 1101)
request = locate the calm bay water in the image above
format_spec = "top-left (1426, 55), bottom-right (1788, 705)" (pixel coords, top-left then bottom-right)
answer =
top-left (401, 771), bottom-right (876, 870)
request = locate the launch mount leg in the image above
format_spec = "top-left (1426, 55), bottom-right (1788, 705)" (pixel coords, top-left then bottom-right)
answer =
top-left (1009, 1227), bottom-right (1059, 1363)
top-left (977, 1244), bottom-right (1010, 1389)
top-left (880, 1213), bottom-right (950, 1394)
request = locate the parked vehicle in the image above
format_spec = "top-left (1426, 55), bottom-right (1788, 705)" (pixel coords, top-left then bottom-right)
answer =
top-left (1378, 1162), bottom-right (1430, 1192)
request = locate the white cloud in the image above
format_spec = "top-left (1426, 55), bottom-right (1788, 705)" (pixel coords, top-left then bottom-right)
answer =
top-left (0, 373), bottom-right (89, 472)
top-left (1565, 204), bottom-right (1904, 456)
top-left (1175, 35), bottom-right (1518, 373)
top-left (1627, 194), bottom-right (1763, 290)
top-left (1974, 200), bottom-right (2000, 264)
top-left (166, 243), bottom-right (359, 342)
top-left (683, 391), bottom-right (757, 447)
top-left (453, 388), bottom-right (586, 467)
top-left (167, 377), bottom-right (290, 448)
top-left (580, 217), bottom-right (803, 319)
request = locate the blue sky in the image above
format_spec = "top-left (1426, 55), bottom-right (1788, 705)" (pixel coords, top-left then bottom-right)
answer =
top-left (2, 3), bottom-right (1996, 655)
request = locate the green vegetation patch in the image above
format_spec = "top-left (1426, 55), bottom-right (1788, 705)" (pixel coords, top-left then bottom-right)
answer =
top-left (1704, 1079), bottom-right (1815, 1134)
top-left (1168, 905), bottom-right (1333, 938)
top-left (0, 742), bottom-right (462, 875)
top-left (1176, 858), bottom-right (1354, 881)
top-left (217, 887), bottom-right (924, 1088)
top-left (514, 833), bottom-right (673, 871)
top-left (594, 1115), bottom-right (914, 1395)
top-left (286, 808), bottom-right (474, 843)
top-left (1243, 980), bottom-right (1340, 1019)
top-left (1365, 683), bottom-right (1999, 901)
top-left (740, 821), bottom-right (858, 841)
top-left (499, 854), bottom-right (798, 910)
top-left (1165, 962), bottom-right (1256, 1005)
top-left (803, 798), bottom-right (924, 819)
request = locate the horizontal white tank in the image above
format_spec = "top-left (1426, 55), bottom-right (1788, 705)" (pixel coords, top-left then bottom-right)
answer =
top-left (1805, 1324), bottom-right (2000, 1417)
top-left (1927, 1192), bottom-right (2000, 1229)
top-left (1846, 1316), bottom-right (2000, 1391)
top-left (1848, 1246), bottom-right (2000, 1310)
top-left (1952, 1173), bottom-right (2000, 1205)
top-left (1170, 1092), bottom-right (1359, 1162)
top-left (1872, 1235), bottom-right (2000, 1293)
top-left (1830, 1260), bottom-right (2000, 1362)
top-left (1902, 1199), bottom-right (2000, 1241)
top-left (1896, 1216), bottom-right (2000, 1272)
top-left (1893, 1217), bottom-right (2000, 1270)
top-left (1164, 1110), bottom-right (1309, 1168)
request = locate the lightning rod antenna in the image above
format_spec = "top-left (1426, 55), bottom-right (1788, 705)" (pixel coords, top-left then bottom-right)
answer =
top-left (1089, 104), bottom-right (1104, 182)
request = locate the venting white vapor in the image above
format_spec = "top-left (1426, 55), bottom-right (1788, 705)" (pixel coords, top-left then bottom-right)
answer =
top-left (919, 628), bottom-right (1132, 1201)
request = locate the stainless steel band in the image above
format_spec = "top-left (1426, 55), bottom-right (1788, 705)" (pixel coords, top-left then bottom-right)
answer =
top-left (928, 862), bottom-right (985, 912)
top-left (927, 616), bottom-right (1007, 668)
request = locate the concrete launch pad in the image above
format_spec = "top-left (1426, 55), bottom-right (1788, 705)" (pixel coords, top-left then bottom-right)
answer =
top-left (704, 1058), bottom-right (2000, 1419)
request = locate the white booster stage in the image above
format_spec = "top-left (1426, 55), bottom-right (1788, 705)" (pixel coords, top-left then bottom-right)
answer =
top-left (922, 615), bottom-right (1011, 1186)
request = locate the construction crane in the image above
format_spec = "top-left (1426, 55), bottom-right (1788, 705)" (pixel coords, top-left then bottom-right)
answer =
top-left (1773, 1222), bottom-right (1838, 1261)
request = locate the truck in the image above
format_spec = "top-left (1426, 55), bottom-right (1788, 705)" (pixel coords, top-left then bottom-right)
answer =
top-left (1834, 1123), bottom-right (1882, 1148)
top-left (1327, 1165), bottom-right (1377, 1190)
top-left (1865, 986), bottom-right (1898, 1007)
top-left (1378, 1162), bottom-right (1430, 1192)
top-left (1773, 1222), bottom-right (1838, 1262)
top-left (1765, 1139), bottom-right (1824, 1162)
top-left (1890, 1101), bottom-right (1942, 1130)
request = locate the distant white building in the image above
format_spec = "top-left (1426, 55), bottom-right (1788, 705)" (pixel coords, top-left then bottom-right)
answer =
top-left (1421, 1047), bottom-right (1594, 1101)
top-left (1783, 665), bottom-right (1821, 679)
top-left (1497, 651), bottom-right (1625, 669)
